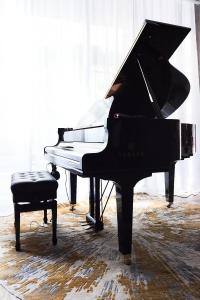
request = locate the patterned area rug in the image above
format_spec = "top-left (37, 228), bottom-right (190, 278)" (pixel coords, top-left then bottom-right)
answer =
top-left (0, 194), bottom-right (200, 300)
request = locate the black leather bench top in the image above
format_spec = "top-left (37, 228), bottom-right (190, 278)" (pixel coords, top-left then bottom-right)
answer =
top-left (11, 171), bottom-right (58, 202)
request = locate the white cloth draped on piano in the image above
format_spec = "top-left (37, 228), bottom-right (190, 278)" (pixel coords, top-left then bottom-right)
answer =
top-left (0, 0), bottom-right (200, 214)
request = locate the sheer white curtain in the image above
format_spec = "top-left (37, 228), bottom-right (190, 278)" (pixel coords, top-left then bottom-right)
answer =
top-left (131, 0), bottom-right (200, 195)
top-left (0, 0), bottom-right (199, 213)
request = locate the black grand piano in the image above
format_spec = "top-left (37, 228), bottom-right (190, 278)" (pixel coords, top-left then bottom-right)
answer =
top-left (44, 20), bottom-right (196, 255)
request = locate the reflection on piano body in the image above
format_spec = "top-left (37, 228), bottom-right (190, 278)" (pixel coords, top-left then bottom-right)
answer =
top-left (45, 20), bottom-right (196, 255)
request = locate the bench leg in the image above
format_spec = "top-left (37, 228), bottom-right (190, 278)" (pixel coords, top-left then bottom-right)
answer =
top-left (52, 201), bottom-right (57, 245)
top-left (165, 163), bottom-right (175, 208)
top-left (43, 201), bottom-right (48, 224)
top-left (14, 204), bottom-right (20, 251)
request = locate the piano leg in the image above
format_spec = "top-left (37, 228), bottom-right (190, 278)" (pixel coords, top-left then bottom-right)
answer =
top-left (165, 163), bottom-right (175, 207)
top-left (89, 177), bottom-right (95, 217)
top-left (115, 183), bottom-right (133, 255)
top-left (69, 173), bottom-right (77, 209)
top-left (51, 164), bottom-right (60, 180)
top-left (94, 177), bottom-right (102, 231)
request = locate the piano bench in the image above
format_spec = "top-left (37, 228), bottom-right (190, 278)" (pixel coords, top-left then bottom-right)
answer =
top-left (11, 171), bottom-right (58, 251)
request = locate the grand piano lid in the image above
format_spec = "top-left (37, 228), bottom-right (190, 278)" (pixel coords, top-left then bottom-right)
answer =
top-left (105, 19), bottom-right (191, 119)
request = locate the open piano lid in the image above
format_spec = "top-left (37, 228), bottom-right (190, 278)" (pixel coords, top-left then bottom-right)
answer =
top-left (106, 19), bottom-right (191, 119)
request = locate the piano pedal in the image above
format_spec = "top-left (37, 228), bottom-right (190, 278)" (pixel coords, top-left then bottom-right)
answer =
top-left (80, 220), bottom-right (95, 230)
top-left (85, 225), bottom-right (94, 231)
top-left (80, 222), bottom-right (94, 230)
top-left (80, 222), bottom-right (92, 226)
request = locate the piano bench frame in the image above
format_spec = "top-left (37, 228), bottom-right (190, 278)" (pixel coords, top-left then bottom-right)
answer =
top-left (13, 200), bottom-right (57, 251)
top-left (11, 171), bottom-right (58, 251)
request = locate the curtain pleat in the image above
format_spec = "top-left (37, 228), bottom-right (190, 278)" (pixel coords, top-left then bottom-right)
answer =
top-left (0, 0), bottom-right (199, 212)
top-left (195, 4), bottom-right (200, 87)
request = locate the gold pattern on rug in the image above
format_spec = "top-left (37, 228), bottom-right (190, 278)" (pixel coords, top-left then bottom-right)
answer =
top-left (0, 195), bottom-right (199, 300)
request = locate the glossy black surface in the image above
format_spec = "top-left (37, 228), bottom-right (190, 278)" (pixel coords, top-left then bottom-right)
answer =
top-left (44, 20), bottom-right (196, 255)
top-left (107, 20), bottom-right (191, 118)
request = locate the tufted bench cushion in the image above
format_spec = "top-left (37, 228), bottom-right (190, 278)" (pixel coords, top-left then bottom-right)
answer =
top-left (11, 171), bottom-right (58, 203)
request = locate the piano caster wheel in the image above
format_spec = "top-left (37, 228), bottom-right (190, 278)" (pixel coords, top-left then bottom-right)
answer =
top-left (123, 254), bottom-right (132, 265)
top-left (70, 204), bottom-right (76, 211)
top-left (167, 202), bottom-right (173, 208)
top-left (51, 170), bottom-right (60, 180)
